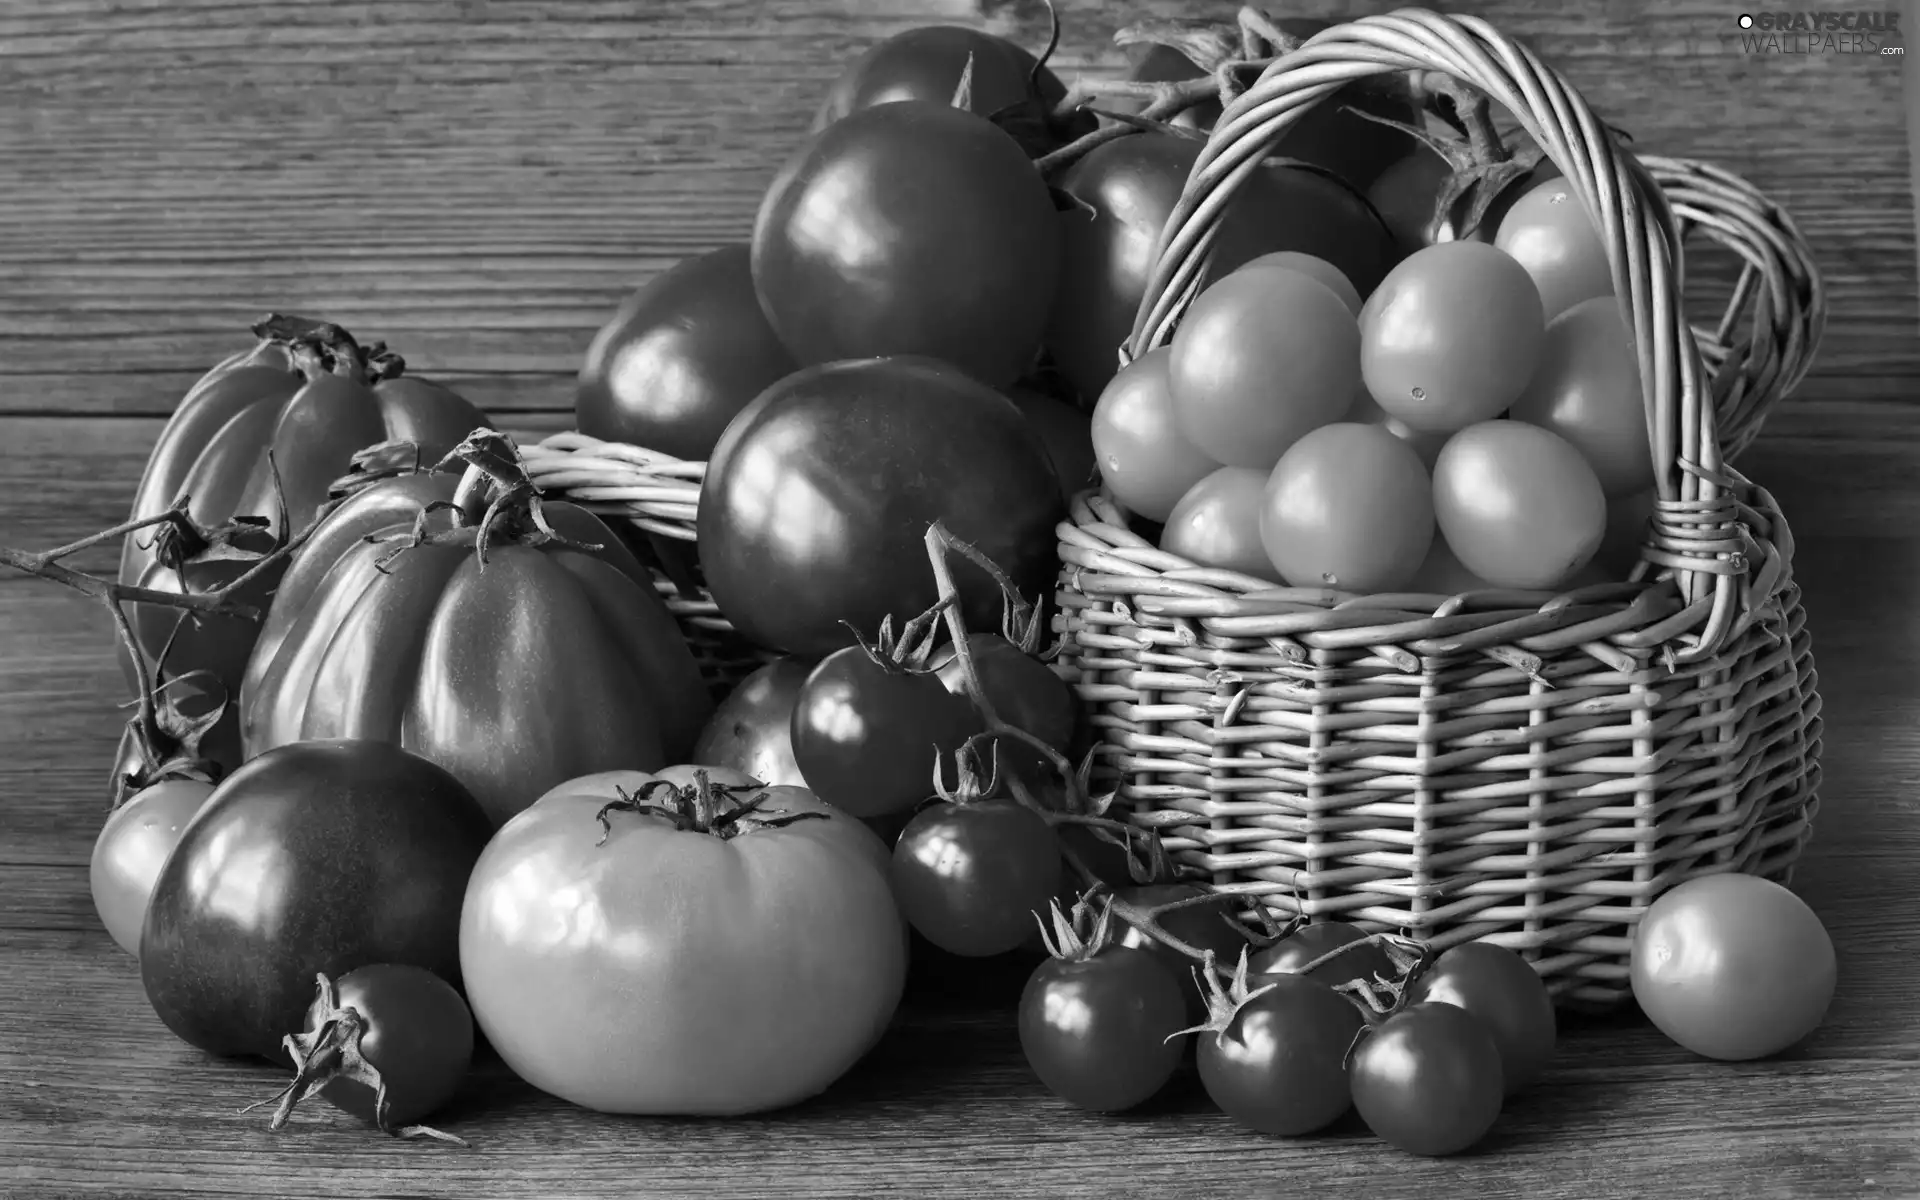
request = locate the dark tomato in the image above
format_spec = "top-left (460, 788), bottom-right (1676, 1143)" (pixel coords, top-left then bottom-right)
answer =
top-left (1012, 386), bottom-right (1099, 503)
top-left (1250, 921), bottom-right (1396, 990)
top-left (1018, 947), bottom-right (1188, 1112)
top-left (575, 245), bottom-right (797, 461)
top-left (1047, 132), bottom-right (1395, 402)
top-left (692, 658), bottom-right (813, 788)
top-left (753, 101), bottom-right (1060, 389)
top-left (791, 646), bottom-right (983, 818)
top-left (698, 357), bottom-right (1065, 659)
top-left (1366, 149), bottom-right (1548, 254)
top-left (1406, 941), bottom-right (1557, 1095)
top-left (892, 799), bottom-right (1061, 957)
top-left (1349, 1001), bottom-right (1505, 1156)
top-left (933, 633), bottom-right (1077, 790)
top-left (813, 24), bottom-right (1070, 131)
top-left (1112, 883), bottom-right (1250, 1020)
top-left (292, 966), bottom-right (474, 1129)
top-left (140, 740), bottom-right (493, 1064)
top-left (1196, 971), bottom-right (1365, 1135)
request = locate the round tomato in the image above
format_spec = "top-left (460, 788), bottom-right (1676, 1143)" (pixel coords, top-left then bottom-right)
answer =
top-left (574, 245), bottom-right (797, 461)
top-left (1234, 251), bottom-right (1363, 315)
top-left (1047, 132), bottom-right (1395, 402)
top-left (90, 778), bottom-right (216, 957)
top-left (932, 633), bottom-right (1078, 791)
top-left (1509, 296), bottom-right (1654, 497)
top-left (691, 658), bottom-right (813, 788)
top-left (1349, 1001), bottom-right (1505, 1156)
top-left (753, 101), bottom-right (1059, 389)
top-left (1018, 946), bottom-right (1188, 1112)
top-left (891, 799), bottom-right (1060, 957)
top-left (813, 24), bottom-right (1070, 132)
top-left (1012, 386), bottom-right (1099, 502)
top-left (1630, 873), bottom-right (1836, 1061)
top-left (1432, 421), bottom-right (1607, 589)
top-left (1359, 241), bottom-right (1546, 433)
top-left (1366, 150), bottom-right (1549, 254)
top-left (1406, 941), bottom-right (1557, 1094)
top-left (791, 645), bottom-right (982, 818)
top-left (698, 357), bottom-right (1064, 659)
top-left (1494, 176), bottom-right (1614, 321)
top-left (1250, 920), bottom-right (1396, 989)
top-left (461, 769), bottom-right (906, 1114)
top-left (1159, 467), bottom-right (1279, 581)
top-left (1260, 423), bottom-right (1435, 593)
top-left (1169, 266), bottom-right (1361, 469)
top-left (1196, 971), bottom-right (1364, 1135)
top-left (1089, 347), bottom-right (1219, 523)
top-left (141, 740), bottom-right (493, 1062)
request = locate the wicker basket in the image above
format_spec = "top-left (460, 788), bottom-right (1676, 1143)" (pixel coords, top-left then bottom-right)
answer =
top-left (1053, 9), bottom-right (1826, 1008)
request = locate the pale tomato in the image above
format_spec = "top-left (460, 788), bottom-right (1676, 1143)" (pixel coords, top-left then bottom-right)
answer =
top-left (1160, 467), bottom-right (1280, 581)
top-left (1494, 177), bottom-right (1614, 321)
top-left (1509, 296), bottom-right (1654, 497)
top-left (1233, 251), bottom-right (1363, 315)
top-left (1432, 421), bottom-right (1606, 589)
top-left (1260, 423), bottom-right (1434, 592)
top-left (90, 779), bottom-right (217, 956)
top-left (1090, 347), bottom-right (1220, 522)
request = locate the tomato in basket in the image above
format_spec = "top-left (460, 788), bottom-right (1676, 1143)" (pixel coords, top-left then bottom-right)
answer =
top-left (1509, 295), bottom-right (1656, 497)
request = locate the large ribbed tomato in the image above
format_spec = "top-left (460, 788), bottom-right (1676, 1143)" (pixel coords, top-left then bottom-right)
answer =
top-left (238, 445), bottom-right (710, 826)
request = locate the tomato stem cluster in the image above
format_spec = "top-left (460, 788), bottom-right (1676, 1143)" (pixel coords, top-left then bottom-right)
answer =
top-left (593, 771), bottom-right (827, 845)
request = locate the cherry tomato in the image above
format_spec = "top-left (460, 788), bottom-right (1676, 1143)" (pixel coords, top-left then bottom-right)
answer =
top-left (753, 101), bottom-right (1059, 389)
top-left (1089, 347), bottom-right (1220, 522)
top-left (1406, 942), bottom-right (1557, 1094)
top-left (1234, 251), bottom-right (1363, 315)
top-left (1111, 883), bottom-right (1249, 1021)
top-left (1260, 423), bottom-right (1435, 592)
top-left (812, 24), bottom-right (1069, 132)
top-left (1250, 921), bottom-right (1396, 989)
top-left (891, 799), bottom-right (1061, 957)
top-left (1012, 386), bottom-right (1099, 502)
top-left (1360, 241), bottom-right (1546, 433)
top-left (1196, 972), bottom-right (1364, 1135)
top-left (692, 658), bottom-right (813, 788)
top-left (932, 634), bottom-right (1077, 791)
top-left (89, 778), bottom-right (216, 956)
top-left (1630, 873), bottom-right (1837, 1061)
top-left (1169, 266), bottom-right (1361, 469)
top-left (1346, 386), bottom-right (1449, 467)
top-left (1366, 151), bottom-right (1549, 253)
top-left (1432, 421), bottom-right (1607, 589)
top-left (791, 647), bottom-right (982, 819)
top-left (1018, 946), bottom-right (1188, 1112)
top-left (280, 966), bottom-right (474, 1131)
top-left (1159, 467), bottom-right (1280, 581)
top-left (1509, 296), bottom-right (1654, 497)
top-left (1349, 1001), bottom-right (1505, 1156)
top-left (1494, 176), bottom-right (1614, 321)
top-left (1408, 537), bottom-right (1495, 595)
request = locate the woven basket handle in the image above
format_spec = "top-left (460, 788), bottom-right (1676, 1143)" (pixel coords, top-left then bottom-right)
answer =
top-left (1123, 8), bottom-right (1751, 665)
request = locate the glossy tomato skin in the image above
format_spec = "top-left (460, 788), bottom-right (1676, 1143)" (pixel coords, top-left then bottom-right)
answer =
top-left (933, 633), bottom-right (1077, 789)
top-left (1196, 972), bottom-right (1364, 1135)
top-left (89, 778), bottom-right (217, 956)
top-left (1160, 467), bottom-right (1279, 581)
top-left (892, 799), bottom-right (1060, 957)
top-left (239, 472), bottom-right (710, 826)
top-left (1630, 873), bottom-right (1836, 1061)
top-left (1494, 177), bottom-right (1614, 322)
top-left (754, 101), bottom-right (1060, 389)
top-left (1018, 947), bottom-right (1188, 1111)
top-left (308, 965), bottom-right (474, 1128)
top-left (1431, 421), bottom-right (1607, 590)
top-left (1509, 295), bottom-right (1654, 497)
top-left (140, 740), bottom-right (492, 1063)
top-left (1250, 920), bottom-right (1396, 990)
top-left (575, 245), bottom-right (798, 461)
top-left (1089, 348), bottom-right (1219, 523)
top-left (1349, 1001), bottom-right (1505, 1156)
top-left (698, 357), bottom-right (1065, 659)
top-left (1012, 387), bottom-right (1099, 502)
top-left (813, 24), bottom-right (1069, 131)
top-left (1345, 386), bottom-right (1450, 468)
top-left (1260, 423), bottom-right (1435, 592)
top-left (1236, 251), bottom-right (1364, 315)
top-left (1407, 942), bottom-right (1556, 1094)
top-left (692, 658), bottom-right (813, 787)
top-left (460, 771), bottom-right (906, 1114)
top-left (791, 647), bottom-right (982, 818)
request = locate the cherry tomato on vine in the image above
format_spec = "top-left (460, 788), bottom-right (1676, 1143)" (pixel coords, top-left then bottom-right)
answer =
top-left (1110, 883), bottom-right (1248, 1020)
top-left (1259, 423), bottom-right (1434, 593)
top-left (1431, 421), bottom-right (1607, 590)
top-left (1250, 921), bottom-right (1396, 990)
top-left (1089, 348), bottom-right (1220, 523)
top-left (892, 799), bottom-right (1062, 957)
top-left (932, 634), bottom-right (1076, 790)
top-left (1365, 150), bottom-right (1549, 253)
top-left (1018, 946), bottom-right (1188, 1112)
top-left (1195, 972), bottom-right (1364, 1136)
top-left (1494, 176), bottom-right (1614, 321)
top-left (1509, 295), bottom-right (1655, 497)
top-left (791, 647), bottom-right (982, 819)
top-left (1159, 467), bottom-right (1279, 581)
top-left (812, 25), bottom-right (1070, 129)
top-left (1406, 941), bottom-right (1557, 1094)
top-left (1349, 1001), bottom-right (1505, 1156)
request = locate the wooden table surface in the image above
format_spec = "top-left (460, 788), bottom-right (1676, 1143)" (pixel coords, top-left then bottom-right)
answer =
top-left (3, 1), bottom-right (1916, 1197)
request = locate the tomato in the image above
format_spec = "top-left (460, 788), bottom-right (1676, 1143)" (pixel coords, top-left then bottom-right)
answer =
top-left (1594, 487), bottom-right (1658, 577)
top-left (1169, 266), bottom-right (1360, 469)
top-left (1195, 972), bottom-right (1364, 1135)
top-left (892, 799), bottom-right (1060, 957)
top-left (813, 24), bottom-right (1070, 132)
top-left (1046, 132), bottom-right (1395, 402)
top-left (1159, 467), bottom-right (1279, 581)
top-left (1235, 251), bottom-right (1363, 315)
top-left (699, 357), bottom-right (1064, 659)
top-left (1260, 423), bottom-right (1435, 593)
top-left (1432, 421), bottom-right (1607, 590)
top-left (240, 462), bottom-right (710, 827)
top-left (692, 658), bottom-right (813, 788)
top-left (574, 245), bottom-right (797, 461)
top-left (1630, 873), bottom-right (1836, 1061)
top-left (1349, 1001), bottom-right (1505, 1156)
top-left (753, 102), bottom-right (1059, 389)
top-left (1494, 176), bottom-right (1614, 322)
top-left (932, 633), bottom-right (1077, 790)
top-left (1406, 942), bottom-right (1556, 1094)
top-left (140, 740), bottom-right (492, 1062)
top-left (792, 645), bottom-right (982, 818)
top-left (1018, 945), bottom-right (1187, 1111)
top-left (1250, 921), bottom-right (1396, 989)
top-left (460, 769), bottom-right (906, 1114)
top-left (1408, 537), bottom-right (1495, 595)
top-left (1111, 883), bottom-right (1249, 1021)
top-left (1012, 386), bottom-right (1099, 502)
top-left (1366, 150), bottom-right (1549, 254)
top-left (1089, 347), bottom-right (1219, 523)
top-left (1346, 387), bottom-right (1449, 467)
top-left (1359, 241), bottom-right (1546, 433)
top-left (1509, 296), bottom-right (1654, 497)
top-left (89, 778), bottom-right (216, 956)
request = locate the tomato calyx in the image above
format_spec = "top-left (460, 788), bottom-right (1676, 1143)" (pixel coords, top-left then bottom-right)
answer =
top-left (1034, 893), bottom-right (1122, 963)
top-left (1169, 947), bottom-right (1281, 1046)
top-left (592, 771), bottom-right (827, 845)
top-left (972, 0), bottom-right (1099, 162)
top-left (843, 593), bottom-right (954, 678)
top-left (326, 438), bottom-right (436, 503)
top-left (111, 666), bottom-right (229, 806)
top-left (243, 973), bottom-right (468, 1146)
top-left (1356, 79), bottom-right (1547, 245)
top-left (252, 312), bottom-right (406, 387)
